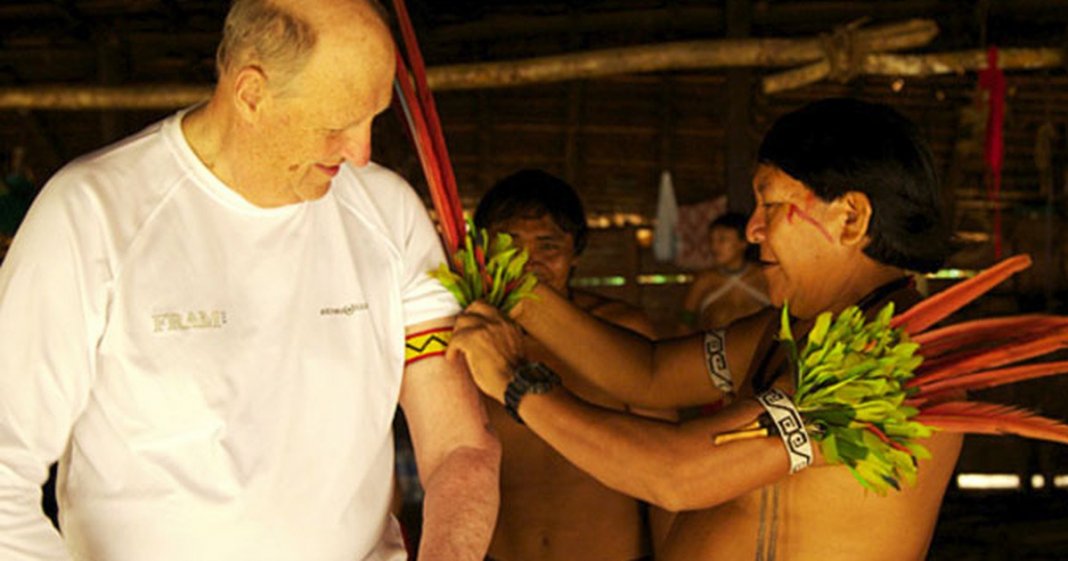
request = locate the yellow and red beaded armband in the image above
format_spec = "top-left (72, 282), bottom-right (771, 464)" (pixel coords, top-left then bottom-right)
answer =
top-left (404, 327), bottom-right (453, 366)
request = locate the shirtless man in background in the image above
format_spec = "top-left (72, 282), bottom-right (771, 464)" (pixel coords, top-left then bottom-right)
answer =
top-left (474, 169), bottom-right (673, 561)
top-left (454, 99), bottom-right (961, 561)
top-left (682, 212), bottom-right (769, 331)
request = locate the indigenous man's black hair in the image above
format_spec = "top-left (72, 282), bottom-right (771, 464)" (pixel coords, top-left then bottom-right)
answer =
top-left (757, 97), bottom-right (951, 273)
top-left (474, 169), bottom-right (589, 256)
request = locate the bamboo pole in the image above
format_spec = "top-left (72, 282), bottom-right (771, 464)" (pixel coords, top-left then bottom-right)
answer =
top-left (0, 85), bottom-right (213, 110)
top-left (0, 20), bottom-right (936, 110)
top-left (1, 25), bottom-right (1061, 108)
top-left (758, 17), bottom-right (940, 94)
top-left (425, 38), bottom-right (820, 91)
top-left (861, 47), bottom-right (1066, 77)
top-left (763, 47), bottom-right (1065, 94)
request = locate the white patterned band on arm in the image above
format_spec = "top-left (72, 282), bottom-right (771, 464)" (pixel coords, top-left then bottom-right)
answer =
top-left (703, 329), bottom-right (734, 394)
top-left (754, 388), bottom-right (813, 474)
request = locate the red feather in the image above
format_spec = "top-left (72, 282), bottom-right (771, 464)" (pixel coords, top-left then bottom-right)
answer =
top-left (391, 0), bottom-right (464, 254)
top-left (392, 60), bottom-right (461, 251)
top-left (916, 401), bottom-right (1068, 445)
top-left (911, 328), bottom-right (1068, 387)
top-left (891, 255), bottom-right (1032, 335)
top-left (910, 360), bottom-right (1068, 398)
top-left (913, 315), bottom-right (1068, 359)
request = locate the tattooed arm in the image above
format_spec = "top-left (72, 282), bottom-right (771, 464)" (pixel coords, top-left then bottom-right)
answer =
top-left (509, 287), bottom-right (771, 410)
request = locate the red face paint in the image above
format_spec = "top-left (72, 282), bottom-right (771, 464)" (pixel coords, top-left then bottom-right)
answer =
top-left (787, 203), bottom-right (834, 243)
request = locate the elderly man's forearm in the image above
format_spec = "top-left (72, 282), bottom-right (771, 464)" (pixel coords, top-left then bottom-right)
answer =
top-left (417, 443), bottom-right (501, 561)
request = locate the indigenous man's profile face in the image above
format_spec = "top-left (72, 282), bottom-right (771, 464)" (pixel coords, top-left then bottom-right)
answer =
top-left (746, 164), bottom-right (841, 317)
top-left (708, 226), bottom-right (747, 268)
top-left (490, 213), bottom-right (577, 294)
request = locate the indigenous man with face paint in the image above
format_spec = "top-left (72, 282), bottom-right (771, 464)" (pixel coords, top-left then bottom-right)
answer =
top-left (682, 212), bottom-right (770, 332)
top-left (0, 1), bottom-right (500, 560)
top-left (450, 98), bottom-right (961, 561)
top-left (473, 169), bottom-right (674, 561)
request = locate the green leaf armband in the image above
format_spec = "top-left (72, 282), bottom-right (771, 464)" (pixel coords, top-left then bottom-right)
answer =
top-left (755, 388), bottom-right (814, 474)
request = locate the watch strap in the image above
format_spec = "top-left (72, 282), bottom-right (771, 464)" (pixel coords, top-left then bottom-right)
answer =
top-left (504, 374), bottom-right (530, 424)
top-left (504, 362), bottom-right (561, 424)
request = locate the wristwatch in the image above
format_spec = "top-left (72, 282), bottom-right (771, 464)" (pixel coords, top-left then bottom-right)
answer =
top-left (504, 361), bottom-right (561, 424)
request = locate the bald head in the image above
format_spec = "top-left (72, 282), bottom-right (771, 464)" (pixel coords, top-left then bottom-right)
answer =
top-left (216, 0), bottom-right (390, 91)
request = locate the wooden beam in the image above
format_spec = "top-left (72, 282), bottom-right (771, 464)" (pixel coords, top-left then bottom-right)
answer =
top-left (761, 16), bottom-right (944, 93)
top-left (0, 85), bottom-right (213, 110)
top-left (763, 47), bottom-right (1066, 94)
top-left (861, 47), bottom-right (1066, 77)
top-left (3, 32), bottom-right (821, 109)
top-left (426, 38), bottom-right (821, 91)
top-left (4, 19), bottom-right (1023, 111)
top-left (427, 19), bottom-right (935, 91)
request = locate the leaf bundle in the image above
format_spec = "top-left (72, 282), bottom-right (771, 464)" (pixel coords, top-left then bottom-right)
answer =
top-left (429, 219), bottom-right (538, 312)
top-left (781, 303), bottom-right (932, 494)
top-left (779, 254), bottom-right (1068, 495)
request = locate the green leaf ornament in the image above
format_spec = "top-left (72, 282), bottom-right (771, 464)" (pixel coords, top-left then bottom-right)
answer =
top-left (429, 218), bottom-right (538, 313)
top-left (780, 302), bottom-right (934, 495)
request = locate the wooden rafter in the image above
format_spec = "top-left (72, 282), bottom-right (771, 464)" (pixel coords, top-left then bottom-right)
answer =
top-left (763, 47), bottom-right (1067, 94)
top-left (0, 20), bottom-right (1062, 109)
top-left (0, 19), bottom-right (936, 110)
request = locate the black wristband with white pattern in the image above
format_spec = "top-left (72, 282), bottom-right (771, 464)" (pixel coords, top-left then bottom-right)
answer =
top-left (754, 388), bottom-right (813, 474)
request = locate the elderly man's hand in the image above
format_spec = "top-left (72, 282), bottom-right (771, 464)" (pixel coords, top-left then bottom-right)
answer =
top-left (447, 301), bottom-right (524, 404)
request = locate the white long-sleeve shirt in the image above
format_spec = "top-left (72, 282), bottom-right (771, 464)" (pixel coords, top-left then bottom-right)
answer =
top-left (0, 110), bottom-right (458, 561)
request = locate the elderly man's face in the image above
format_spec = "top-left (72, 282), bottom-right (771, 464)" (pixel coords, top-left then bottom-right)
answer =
top-left (746, 164), bottom-right (848, 318)
top-left (249, 27), bottom-right (394, 203)
top-left (490, 213), bottom-right (577, 295)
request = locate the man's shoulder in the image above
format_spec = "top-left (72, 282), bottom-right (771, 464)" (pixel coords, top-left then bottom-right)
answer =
top-left (334, 162), bottom-right (414, 202)
top-left (46, 116), bottom-right (177, 203)
top-left (34, 116), bottom-right (179, 222)
top-left (63, 116), bottom-right (171, 177)
top-left (331, 163), bottom-right (427, 225)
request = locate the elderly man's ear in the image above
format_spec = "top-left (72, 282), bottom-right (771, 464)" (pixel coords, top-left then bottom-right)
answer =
top-left (836, 191), bottom-right (873, 248)
top-left (232, 65), bottom-right (269, 121)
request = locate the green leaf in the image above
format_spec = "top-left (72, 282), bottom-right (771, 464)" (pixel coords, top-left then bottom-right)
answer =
top-left (904, 442), bottom-right (932, 461)
top-left (806, 311), bottom-right (833, 349)
top-left (433, 224), bottom-right (539, 313)
top-left (779, 304), bottom-right (794, 344)
top-left (821, 434), bottom-right (841, 463)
